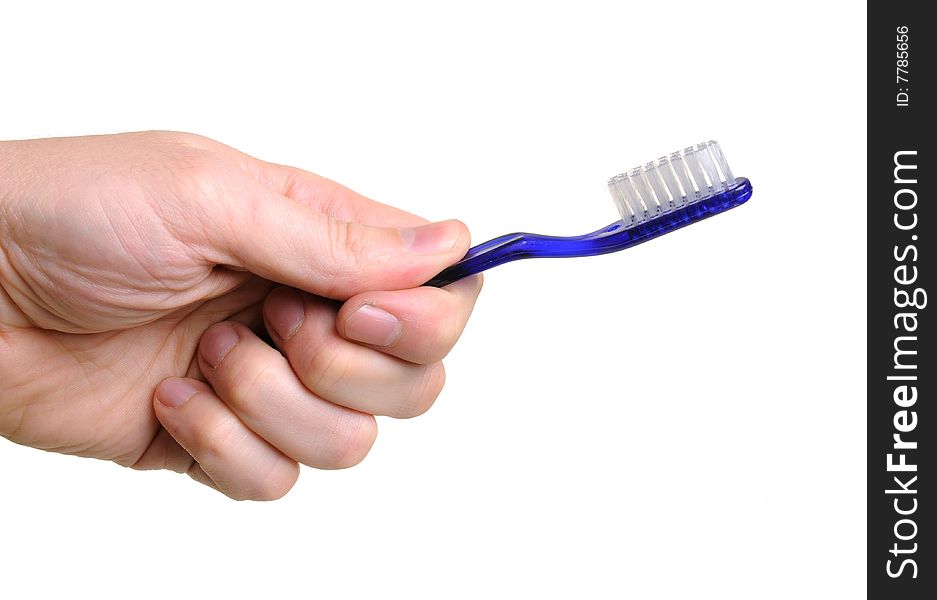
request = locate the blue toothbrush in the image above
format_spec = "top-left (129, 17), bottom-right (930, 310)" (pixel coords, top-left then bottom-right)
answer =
top-left (427, 141), bottom-right (752, 287)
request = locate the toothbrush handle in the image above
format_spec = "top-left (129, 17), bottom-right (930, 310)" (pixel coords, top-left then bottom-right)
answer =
top-left (425, 177), bottom-right (752, 288)
top-left (424, 230), bottom-right (617, 288)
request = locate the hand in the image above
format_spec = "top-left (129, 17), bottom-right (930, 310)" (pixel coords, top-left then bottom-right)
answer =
top-left (0, 131), bottom-right (482, 499)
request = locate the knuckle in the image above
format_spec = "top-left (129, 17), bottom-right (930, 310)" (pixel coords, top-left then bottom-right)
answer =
top-left (339, 220), bottom-right (371, 258)
top-left (192, 412), bottom-right (244, 464)
top-left (122, 132), bottom-right (233, 250)
top-left (325, 219), bottom-right (351, 260)
top-left (393, 363), bottom-right (446, 419)
top-left (318, 412), bottom-right (377, 469)
top-left (415, 314), bottom-right (461, 364)
top-left (181, 157), bottom-right (227, 199)
top-left (243, 462), bottom-right (300, 502)
top-left (166, 131), bottom-right (217, 150)
top-left (301, 343), bottom-right (353, 398)
top-left (162, 156), bottom-right (234, 245)
top-left (321, 219), bottom-right (369, 278)
top-left (143, 130), bottom-right (208, 147)
top-left (159, 136), bottom-right (225, 184)
top-left (235, 362), bottom-right (280, 417)
top-left (441, 312), bottom-right (464, 354)
top-left (186, 461), bottom-right (216, 490)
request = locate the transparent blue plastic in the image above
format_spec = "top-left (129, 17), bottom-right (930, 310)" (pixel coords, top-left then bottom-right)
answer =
top-left (426, 177), bottom-right (752, 287)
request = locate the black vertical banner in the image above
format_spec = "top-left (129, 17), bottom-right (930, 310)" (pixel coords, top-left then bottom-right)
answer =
top-left (868, 2), bottom-right (934, 598)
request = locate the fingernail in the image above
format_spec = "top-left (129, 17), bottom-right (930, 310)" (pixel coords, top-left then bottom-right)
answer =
top-left (157, 378), bottom-right (197, 408)
top-left (200, 323), bottom-right (239, 369)
top-left (265, 287), bottom-right (305, 341)
top-left (401, 220), bottom-right (463, 255)
top-left (344, 304), bottom-right (402, 347)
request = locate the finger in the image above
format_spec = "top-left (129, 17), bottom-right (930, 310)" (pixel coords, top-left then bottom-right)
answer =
top-left (263, 287), bottom-right (446, 418)
top-left (129, 427), bottom-right (199, 473)
top-left (184, 303), bottom-right (266, 382)
top-left (153, 377), bottom-right (299, 501)
top-left (175, 277), bottom-right (274, 381)
top-left (335, 274), bottom-right (483, 365)
top-left (204, 180), bottom-right (469, 300)
top-left (204, 134), bottom-right (428, 227)
top-left (129, 427), bottom-right (228, 495)
top-left (255, 163), bottom-right (430, 229)
top-left (198, 321), bottom-right (378, 468)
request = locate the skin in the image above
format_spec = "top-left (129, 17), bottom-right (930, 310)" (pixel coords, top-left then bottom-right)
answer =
top-left (0, 131), bottom-right (482, 500)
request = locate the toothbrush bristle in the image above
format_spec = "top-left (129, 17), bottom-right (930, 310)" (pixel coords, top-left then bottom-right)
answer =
top-left (608, 141), bottom-right (736, 227)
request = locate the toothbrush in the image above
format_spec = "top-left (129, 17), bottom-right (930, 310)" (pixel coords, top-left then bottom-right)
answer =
top-left (426, 141), bottom-right (752, 287)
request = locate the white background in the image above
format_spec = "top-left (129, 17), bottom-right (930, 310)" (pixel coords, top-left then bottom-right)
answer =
top-left (1, 1), bottom-right (865, 598)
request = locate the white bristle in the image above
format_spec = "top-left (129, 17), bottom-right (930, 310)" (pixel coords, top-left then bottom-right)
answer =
top-left (607, 141), bottom-right (737, 228)
top-left (643, 161), bottom-right (673, 213)
top-left (696, 143), bottom-right (724, 193)
top-left (683, 147), bottom-right (708, 195)
top-left (669, 151), bottom-right (696, 205)
top-left (656, 155), bottom-right (684, 209)
top-left (706, 140), bottom-right (734, 184)
top-left (630, 166), bottom-right (659, 220)
top-left (608, 176), bottom-right (635, 226)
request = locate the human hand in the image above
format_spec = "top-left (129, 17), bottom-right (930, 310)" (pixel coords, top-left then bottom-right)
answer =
top-left (0, 131), bottom-right (481, 499)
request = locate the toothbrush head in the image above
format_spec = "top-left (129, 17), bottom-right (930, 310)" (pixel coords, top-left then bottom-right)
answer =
top-left (608, 141), bottom-right (743, 228)
top-left (425, 140), bottom-right (751, 287)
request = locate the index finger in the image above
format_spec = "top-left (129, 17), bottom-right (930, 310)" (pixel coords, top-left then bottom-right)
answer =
top-left (335, 274), bottom-right (484, 365)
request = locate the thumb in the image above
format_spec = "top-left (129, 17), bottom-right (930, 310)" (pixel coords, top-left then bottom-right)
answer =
top-left (209, 183), bottom-right (469, 299)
